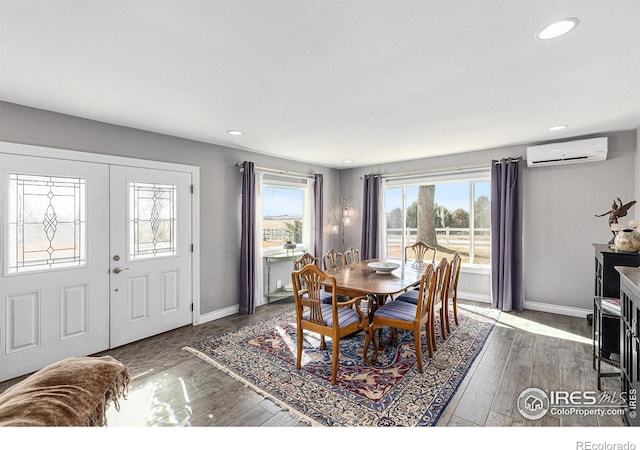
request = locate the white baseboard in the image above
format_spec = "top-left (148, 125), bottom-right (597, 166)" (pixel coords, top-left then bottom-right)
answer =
top-left (196, 304), bottom-right (240, 324)
top-left (459, 291), bottom-right (591, 318)
top-left (195, 296), bottom-right (290, 325)
top-left (523, 301), bottom-right (591, 319)
top-left (458, 291), bottom-right (491, 303)
top-left (195, 295), bottom-right (591, 325)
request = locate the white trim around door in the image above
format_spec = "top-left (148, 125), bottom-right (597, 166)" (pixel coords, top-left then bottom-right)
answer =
top-left (0, 141), bottom-right (201, 326)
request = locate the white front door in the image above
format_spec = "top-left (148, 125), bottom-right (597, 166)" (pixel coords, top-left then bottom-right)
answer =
top-left (109, 166), bottom-right (193, 348)
top-left (0, 154), bottom-right (109, 381)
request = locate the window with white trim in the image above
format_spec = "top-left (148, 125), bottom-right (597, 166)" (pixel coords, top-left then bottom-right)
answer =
top-left (261, 176), bottom-right (310, 251)
top-left (384, 170), bottom-right (490, 265)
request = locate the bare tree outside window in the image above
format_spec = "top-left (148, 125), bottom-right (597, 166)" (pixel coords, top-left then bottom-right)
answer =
top-left (417, 185), bottom-right (437, 247)
top-left (385, 179), bottom-right (490, 264)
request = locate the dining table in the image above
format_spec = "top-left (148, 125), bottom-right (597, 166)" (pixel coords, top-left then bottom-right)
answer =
top-left (324, 258), bottom-right (428, 317)
top-left (323, 258), bottom-right (430, 365)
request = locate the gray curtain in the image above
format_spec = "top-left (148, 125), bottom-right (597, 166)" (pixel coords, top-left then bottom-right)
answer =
top-left (314, 174), bottom-right (323, 257)
top-left (361, 174), bottom-right (382, 259)
top-left (491, 157), bottom-right (524, 311)
top-left (240, 161), bottom-right (256, 315)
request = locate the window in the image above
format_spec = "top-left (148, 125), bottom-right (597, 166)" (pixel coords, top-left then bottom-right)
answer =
top-left (261, 177), bottom-right (309, 251)
top-left (8, 173), bottom-right (86, 273)
top-left (384, 172), bottom-right (490, 265)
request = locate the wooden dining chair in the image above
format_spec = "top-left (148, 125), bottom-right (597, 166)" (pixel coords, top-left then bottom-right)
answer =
top-left (343, 246), bottom-right (361, 265)
top-left (396, 258), bottom-right (450, 350)
top-left (291, 264), bottom-right (369, 385)
top-left (365, 264), bottom-right (437, 373)
top-left (294, 252), bottom-right (320, 271)
top-left (323, 248), bottom-right (345, 270)
top-left (446, 252), bottom-right (462, 333)
top-left (432, 257), bottom-right (451, 345)
top-left (294, 252), bottom-right (333, 305)
top-left (404, 241), bottom-right (436, 266)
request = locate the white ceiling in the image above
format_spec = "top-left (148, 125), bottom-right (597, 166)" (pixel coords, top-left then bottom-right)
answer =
top-left (1, 1), bottom-right (639, 169)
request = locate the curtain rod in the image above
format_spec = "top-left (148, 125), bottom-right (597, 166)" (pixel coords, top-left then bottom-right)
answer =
top-left (493, 157), bottom-right (524, 164)
top-left (360, 163), bottom-right (490, 180)
top-left (360, 157), bottom-right (524, 180)
top-left (235, 162), bottom-right (315, 179)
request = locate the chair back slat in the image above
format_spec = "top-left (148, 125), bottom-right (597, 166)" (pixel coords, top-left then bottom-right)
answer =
top-left (343, 247), bottom-right (361, 265)
top-left (292, 264), bottom-right (335, 325)
top-left (293, 253), bottom-right (320, 295)
top-left (415, 264), bottom-right (436, 321)
top-left (294, 252), bottom-right (319, 271)
top-left (448, 252), bottom-right (461, 301)
top-left (323, 249), bottom-right (345, 270)
top-left (404, 241), bottom-right (436, 266)
top-left (434, 258), bottom-right (450, 309)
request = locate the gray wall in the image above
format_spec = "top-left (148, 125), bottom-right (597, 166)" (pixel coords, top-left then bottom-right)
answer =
top-left (2, 100), bottom-right (637, 315)
top-left (0, 101), bottom-right (341, 316)
top-left (339, 130), bottom-right (637, 312)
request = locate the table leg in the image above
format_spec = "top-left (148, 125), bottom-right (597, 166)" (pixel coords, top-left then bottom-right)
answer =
top-left (368, 294), bottom-right (397, 345)
top-left (363, 325), bottom-right (373, 365)
top-left (366, 295), bottom-right (377, 322)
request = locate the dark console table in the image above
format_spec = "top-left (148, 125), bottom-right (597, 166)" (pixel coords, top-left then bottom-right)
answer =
top-left (615, 266), bottom-right (640, 427)
top-left (592, 244), bottom-right (640, 370)
top-left (593, 296), bottom-right (621, 390)
top-left (594, 243), bottom-right (640, 298)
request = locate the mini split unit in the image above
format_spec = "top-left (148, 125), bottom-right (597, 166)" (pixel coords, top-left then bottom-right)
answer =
top-left (526, 137), bottom-right (608, 168)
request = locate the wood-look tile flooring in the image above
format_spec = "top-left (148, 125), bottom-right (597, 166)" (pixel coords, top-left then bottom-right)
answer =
top-left (0, 298), bottom-right (625, 427)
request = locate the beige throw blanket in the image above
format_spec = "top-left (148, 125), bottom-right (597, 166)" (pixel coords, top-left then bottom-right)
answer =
top-left (0, 355), bottom-right (130, 427)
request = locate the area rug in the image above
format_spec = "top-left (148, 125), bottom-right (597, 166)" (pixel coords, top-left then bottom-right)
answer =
top-left (184, 303), bottom-right (499, 427)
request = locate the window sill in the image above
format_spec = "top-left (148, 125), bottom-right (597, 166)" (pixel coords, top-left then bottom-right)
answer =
top-left (262, 245), bottom-right (306, 257)
top-left (461, 264), bottom-right (490, 275)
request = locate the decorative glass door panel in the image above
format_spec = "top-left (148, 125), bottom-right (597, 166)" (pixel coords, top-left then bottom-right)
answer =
top-left (129, 182), bottom-right (177, 259)
top-left (8, 173), bottom-right (87, 273)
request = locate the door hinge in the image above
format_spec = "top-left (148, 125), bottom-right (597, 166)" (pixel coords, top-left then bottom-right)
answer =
top-left (191, 185), bottom-right (194, 194)
top-left (191, 244), bottom-right (194, 253)
top-left (191, 303), bottom-right (194, 311)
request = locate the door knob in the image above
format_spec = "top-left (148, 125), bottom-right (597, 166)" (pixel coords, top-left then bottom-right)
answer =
top-left (113, 267), bottom-right (130, 274)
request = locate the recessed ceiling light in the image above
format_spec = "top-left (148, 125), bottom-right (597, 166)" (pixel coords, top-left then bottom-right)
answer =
top-left (549, 125), bottom-right (568, 131)
top-left (537, 18), bottom-right (579, 40)
top-left (227, 130), bottom-right (243, 136)
top-left (343, 159), bottom-right (353, 164)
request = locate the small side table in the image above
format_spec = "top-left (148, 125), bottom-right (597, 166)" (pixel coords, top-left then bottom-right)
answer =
top-left (592, 296), bottom-right (621, 390)
top-left (264, 252), bottom-right (303, 304)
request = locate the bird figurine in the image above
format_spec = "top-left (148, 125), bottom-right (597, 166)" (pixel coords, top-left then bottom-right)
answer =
top-left (595, 197), bottom-right (636, 246)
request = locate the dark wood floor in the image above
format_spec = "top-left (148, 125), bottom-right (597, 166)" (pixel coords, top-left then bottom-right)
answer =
top-left (0, 298), bottom-right (625, 427)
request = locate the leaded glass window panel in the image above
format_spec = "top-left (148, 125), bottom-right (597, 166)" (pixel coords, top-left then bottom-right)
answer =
top-left (8, 173), bottom-right (86, 273)
top-left (129, 182), bottom-right (177, 259)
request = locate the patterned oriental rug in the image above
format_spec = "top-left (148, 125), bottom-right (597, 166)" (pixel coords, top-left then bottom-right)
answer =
top-left (184, 303), bottom-right (499, 427)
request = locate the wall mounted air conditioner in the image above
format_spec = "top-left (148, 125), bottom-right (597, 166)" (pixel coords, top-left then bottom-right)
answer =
top-left (526, 137), bottom-right (608, 168)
